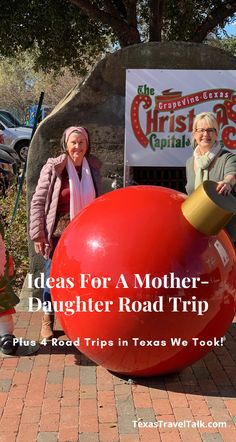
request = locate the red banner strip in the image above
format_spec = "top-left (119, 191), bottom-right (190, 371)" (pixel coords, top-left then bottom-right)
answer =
top-left (155, 89), bottom-right (234, 112)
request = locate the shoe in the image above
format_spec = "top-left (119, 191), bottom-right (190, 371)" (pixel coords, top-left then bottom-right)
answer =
top-left (40, 314), bottom-right (54, 341)
top-left (0, 334), bottom-right (18, 355)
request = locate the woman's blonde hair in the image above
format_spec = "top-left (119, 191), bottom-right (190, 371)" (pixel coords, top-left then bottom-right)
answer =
top-left (192, 112), bottom-right (219, 148)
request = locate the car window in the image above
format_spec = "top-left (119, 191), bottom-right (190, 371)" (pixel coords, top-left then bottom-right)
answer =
top-left (0, 111), bottom-right (22, 127)
top-left (0, 114), bottom-right (17, 128)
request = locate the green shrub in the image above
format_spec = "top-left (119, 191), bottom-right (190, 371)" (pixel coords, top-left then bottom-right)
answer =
top-left (0, 185), bottom-right (28, 294)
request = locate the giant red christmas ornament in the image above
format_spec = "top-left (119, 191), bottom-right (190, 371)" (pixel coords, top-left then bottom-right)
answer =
top-left (51, 185), bottom-right (236, 376)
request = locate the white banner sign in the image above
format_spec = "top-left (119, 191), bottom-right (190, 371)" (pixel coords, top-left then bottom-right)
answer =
top-left (125, 69), bottom-right (236, 167)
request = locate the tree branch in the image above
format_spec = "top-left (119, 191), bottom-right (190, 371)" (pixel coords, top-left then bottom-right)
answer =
top-left (112, 0), bottom-right (127, 19)
top-left (102, 0), bottom-right (122, 18)
top-left (149, 0), bottom-right (165, 41)
top-left (191, 0), bottom-right (236, 42)
top-left (124, 0), bottom-right (138, 26)
top-left (70, 0), bottom-right (140, 46)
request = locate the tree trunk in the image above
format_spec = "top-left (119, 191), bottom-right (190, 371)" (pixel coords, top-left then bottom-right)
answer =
top-left (149, 0), bottom-right (165, 41)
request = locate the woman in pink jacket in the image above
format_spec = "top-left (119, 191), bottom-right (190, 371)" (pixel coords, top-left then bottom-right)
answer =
top-left (30, 126), bottom-right (102, 340)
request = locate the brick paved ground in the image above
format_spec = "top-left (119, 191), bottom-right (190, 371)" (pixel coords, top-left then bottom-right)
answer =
top-left (0, 311), bottom-right (235, 442)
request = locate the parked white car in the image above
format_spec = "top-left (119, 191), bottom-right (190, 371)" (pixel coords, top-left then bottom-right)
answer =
top-left (0, 115), bottom-right (32, 161)
top-left (0, 109), bottom-right (26, 128)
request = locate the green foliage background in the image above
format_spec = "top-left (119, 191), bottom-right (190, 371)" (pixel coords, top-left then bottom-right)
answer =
top-left (0, 185), bottom-right (28, 295)
top-left (1, 0), bottom-right (236, 73)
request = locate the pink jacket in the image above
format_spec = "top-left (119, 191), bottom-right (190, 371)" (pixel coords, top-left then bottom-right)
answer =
top-left (29, 153), bottom-right (101, 246)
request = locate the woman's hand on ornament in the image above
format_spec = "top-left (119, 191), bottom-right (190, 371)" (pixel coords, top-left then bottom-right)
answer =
top-left (34, 241), bottom-right (46, 256)
top-left (216, 180), bottom-right (233, 195)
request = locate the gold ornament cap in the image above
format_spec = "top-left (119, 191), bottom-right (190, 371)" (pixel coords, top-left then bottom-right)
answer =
top-left (182, 180), bottom-right (236, 235)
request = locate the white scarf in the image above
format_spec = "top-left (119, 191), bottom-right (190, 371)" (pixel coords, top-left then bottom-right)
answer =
top-left (194, 142), bottom-right (222, 189)
top-left (66, 156), bottom-right (96, 220)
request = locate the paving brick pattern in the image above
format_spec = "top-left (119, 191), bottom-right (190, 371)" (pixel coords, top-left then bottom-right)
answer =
top-left (0, 312), bottom-right (235, 442)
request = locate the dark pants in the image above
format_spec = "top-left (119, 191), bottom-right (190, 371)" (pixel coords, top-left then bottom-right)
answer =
top-left (43, 236), bottom-right (60, 312)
